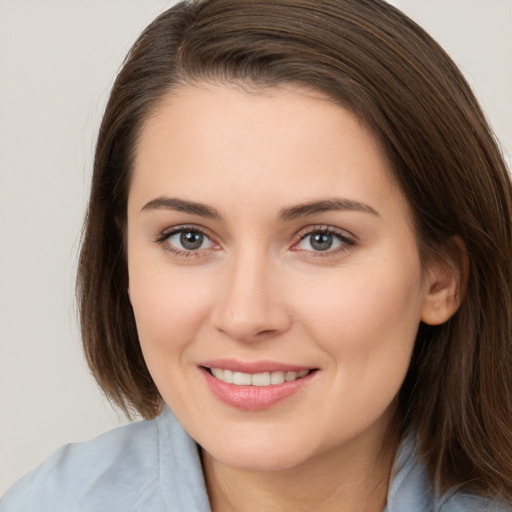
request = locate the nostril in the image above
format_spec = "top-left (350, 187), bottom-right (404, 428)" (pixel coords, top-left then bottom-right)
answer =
top-left (255, 329), bottom-right (278, 337)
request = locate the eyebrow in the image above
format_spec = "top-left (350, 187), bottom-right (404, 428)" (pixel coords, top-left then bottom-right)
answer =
top-left (141, 197), bottom-right (221, 219)
top-left (140, 196), bottom-right (379, 220)
top-left (278, 198), bottom-right (379, 221)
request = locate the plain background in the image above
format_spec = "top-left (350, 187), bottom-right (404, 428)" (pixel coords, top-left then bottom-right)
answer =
top-left (1, 0), bottom-right (511, 494)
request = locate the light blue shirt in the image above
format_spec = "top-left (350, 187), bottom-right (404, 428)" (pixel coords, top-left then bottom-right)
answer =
top-left (1, 408), bottom-right (509, 511)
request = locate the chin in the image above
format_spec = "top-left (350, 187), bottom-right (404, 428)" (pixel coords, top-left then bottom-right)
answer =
top-left (201, 431), bottom-right (317, 473)
top-left (207, 448), bottom-right (310, 473)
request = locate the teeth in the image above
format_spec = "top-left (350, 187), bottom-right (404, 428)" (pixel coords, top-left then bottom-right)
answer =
top-left (211, 368), bottom-right (223, 379)
top-left (233, 371), bottom-right (252, 385)
top-left (251, 372), bottom-right (271, 386)
top-left (270, 371), bottom-right (285, 385)
top-left (209, 368), bottom-right (311, 386)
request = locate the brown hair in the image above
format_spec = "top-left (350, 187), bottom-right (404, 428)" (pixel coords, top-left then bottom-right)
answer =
top-left (77, 0), bottom-right (512, 500)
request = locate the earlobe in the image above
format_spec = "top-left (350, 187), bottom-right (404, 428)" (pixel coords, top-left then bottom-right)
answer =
top-left (421, 237), bottom-right (468, 326)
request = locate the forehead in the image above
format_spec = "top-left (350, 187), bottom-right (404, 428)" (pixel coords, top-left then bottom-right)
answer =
top-left (130, 83), bottom-right (408, 221)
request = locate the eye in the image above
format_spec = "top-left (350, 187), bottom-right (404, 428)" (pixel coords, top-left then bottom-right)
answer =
top-left (157, 226), bottom-right (217, 255)
top-left (170, 230), bottom-right (211, 250)
top-left (294, 227), bottom-right (355, 254)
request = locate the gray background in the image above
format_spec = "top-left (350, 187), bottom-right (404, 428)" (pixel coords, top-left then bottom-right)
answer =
top-left (1, 0), bottom-right (511, 493)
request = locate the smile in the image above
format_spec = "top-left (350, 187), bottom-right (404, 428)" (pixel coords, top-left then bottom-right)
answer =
top-left (208, 368), bottom-right (310, 386)
top-left (200, 363), bottom-right (318, 411)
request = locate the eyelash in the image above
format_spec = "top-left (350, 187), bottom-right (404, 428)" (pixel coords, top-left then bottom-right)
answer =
top-left (293, 225), bottom-right (356, 256)
top-left (155, 224), bottom-right (356, 258)
top-left (155, 225), bottom-right (218, 258)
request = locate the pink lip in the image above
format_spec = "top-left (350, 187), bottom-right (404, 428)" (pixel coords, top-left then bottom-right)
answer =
top-left (199, 361), bottom-right (318, 411)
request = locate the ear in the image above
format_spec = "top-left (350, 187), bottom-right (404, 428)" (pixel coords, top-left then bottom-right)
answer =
top-left (421, 237), bottom-right (468, 326)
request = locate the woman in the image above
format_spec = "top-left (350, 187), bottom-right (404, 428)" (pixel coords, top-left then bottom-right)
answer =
top-left (2, 0), bottom-right (511, 510)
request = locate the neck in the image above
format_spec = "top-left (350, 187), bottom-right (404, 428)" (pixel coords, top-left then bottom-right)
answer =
top-left (202, 429), bottom-right (398, 512)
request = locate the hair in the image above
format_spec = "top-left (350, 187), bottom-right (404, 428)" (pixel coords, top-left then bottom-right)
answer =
top-left (77, 0), bottom-right (512, 500)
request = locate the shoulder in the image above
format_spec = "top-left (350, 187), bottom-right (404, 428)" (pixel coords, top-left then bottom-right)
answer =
top-left (387, 431), bottom-right (511, 512)
top-left (438, 490), bottom-right (512, 512)
top-left (1, 408), bottom-right (210, 511)
top-left (0, 409), bottom-right (200, 512)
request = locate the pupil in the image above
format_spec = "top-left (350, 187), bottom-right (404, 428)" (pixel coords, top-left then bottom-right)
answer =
top-left (311, 233), bottom-right (333, 251)
top-left (180, 231), bottom-right (203, 250)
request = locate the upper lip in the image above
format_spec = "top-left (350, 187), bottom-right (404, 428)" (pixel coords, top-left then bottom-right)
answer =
top-left (199, 359), bottom-right (316, 374)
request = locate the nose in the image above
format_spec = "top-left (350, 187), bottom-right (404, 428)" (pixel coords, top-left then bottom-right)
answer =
top-left (212, 250), bottom-right (291, 342)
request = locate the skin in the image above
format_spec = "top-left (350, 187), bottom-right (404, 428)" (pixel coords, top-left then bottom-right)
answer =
top-left (127, 83), bottom-right (460, 511)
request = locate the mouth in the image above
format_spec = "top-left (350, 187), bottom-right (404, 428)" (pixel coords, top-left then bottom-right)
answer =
top-left (203, 367), bottom-right (313, 386)
top-left (199, 362), bottom-right (319, 410)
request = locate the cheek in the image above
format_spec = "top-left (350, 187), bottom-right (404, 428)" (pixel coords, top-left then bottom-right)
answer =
top-left (291, 258), bottom-right (424, 434)
top-left (128, 265), bottom-right (218, 412)
top-left (128, 259), bottom-right (214, 357)
top-left (295, 253), bottom-right (424, 367)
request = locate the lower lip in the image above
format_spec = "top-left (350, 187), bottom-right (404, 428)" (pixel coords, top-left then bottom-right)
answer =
top-left (201, 368), bottom-right (315, 411)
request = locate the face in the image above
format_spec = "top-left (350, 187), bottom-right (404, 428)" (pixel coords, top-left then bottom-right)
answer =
top-left (127, 83), bottom-right (434, 472)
